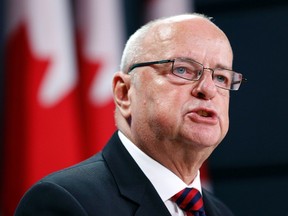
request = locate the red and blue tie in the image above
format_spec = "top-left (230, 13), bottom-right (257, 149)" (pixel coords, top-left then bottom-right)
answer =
top-left (172, 188), bottom-right (206, 216)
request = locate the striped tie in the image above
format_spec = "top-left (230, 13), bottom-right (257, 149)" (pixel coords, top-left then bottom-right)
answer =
top-left (171, 188), bottom-right (206, 216)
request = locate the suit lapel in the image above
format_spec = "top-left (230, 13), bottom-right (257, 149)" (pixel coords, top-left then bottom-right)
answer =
top-left (102, 132), bottom-right (171, 216)
top-left (203, 189), bottom-right (235, 216)
top-left (203, 189), bottom-right (224, 216)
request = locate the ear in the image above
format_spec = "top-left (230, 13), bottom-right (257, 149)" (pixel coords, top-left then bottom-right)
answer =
top-left (112, 71), bottom-right (131, 118)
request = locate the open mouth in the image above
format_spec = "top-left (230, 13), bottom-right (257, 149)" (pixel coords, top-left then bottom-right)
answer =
top-left (188, 108), bottom-right (218, 124)
top-left (197, 110), bottom-right (210, 117)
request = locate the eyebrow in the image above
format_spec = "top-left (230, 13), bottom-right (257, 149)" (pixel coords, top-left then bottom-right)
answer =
top-left (214, 63), bottom-right (233, 70)
top-left (178, 56), bottom-right (233, 70)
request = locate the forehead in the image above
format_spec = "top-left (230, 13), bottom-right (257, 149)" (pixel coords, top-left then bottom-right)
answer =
top-left (146, 18), bottom-right (233, 66)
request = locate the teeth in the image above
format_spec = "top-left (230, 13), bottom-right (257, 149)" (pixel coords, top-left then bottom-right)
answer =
top-left (197, 110), bottom-right (209, 117)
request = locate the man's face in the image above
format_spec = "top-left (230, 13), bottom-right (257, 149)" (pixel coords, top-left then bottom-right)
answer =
top-left (128, 18), bottom-right (233, 152)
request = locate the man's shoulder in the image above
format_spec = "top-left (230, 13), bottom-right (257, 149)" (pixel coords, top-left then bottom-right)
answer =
top-left (15, 152), bottom-right (122, 216)
top-left (42, 153), bottom-right (108, 185)
top-left (27, 152), bottom-right (118, 204)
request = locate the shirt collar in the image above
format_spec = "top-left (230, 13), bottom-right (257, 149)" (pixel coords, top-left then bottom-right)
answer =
top-left (118, 131), bottom-right (202, 202)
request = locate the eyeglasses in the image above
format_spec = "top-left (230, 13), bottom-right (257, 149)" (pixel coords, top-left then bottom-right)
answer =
top-left (128, 57), bottom-right (247, 91)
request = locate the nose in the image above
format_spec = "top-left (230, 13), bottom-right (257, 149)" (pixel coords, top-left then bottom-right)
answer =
top-left (191, 69), bottom-right (217, 100)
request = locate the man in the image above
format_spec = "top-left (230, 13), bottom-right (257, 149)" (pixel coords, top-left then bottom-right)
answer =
top-left (15, 13), bottom-right (245, 216)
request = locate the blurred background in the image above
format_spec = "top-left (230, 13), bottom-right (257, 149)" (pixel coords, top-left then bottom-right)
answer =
top-left (0, 0), bottom-right (288, 215)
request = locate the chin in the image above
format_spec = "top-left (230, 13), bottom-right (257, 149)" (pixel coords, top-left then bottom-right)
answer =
top-left (186, 134), bottom-right (223, 149)
top-left (180, 126), bottom-right (224, 147)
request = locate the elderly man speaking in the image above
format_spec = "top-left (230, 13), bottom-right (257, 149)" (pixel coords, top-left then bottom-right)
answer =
top-left (15, 13), bottom-right (245, 216)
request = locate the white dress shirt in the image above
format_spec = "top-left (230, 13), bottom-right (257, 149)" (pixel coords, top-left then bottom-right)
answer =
top-left (118, 131), bottom-right (202, 216)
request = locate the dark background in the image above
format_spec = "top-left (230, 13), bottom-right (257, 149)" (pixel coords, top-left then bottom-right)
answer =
top-left (1, 0), bottom-right (288, 215)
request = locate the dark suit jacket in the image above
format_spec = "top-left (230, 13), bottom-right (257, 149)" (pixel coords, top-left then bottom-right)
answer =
top-left (15, 131), bottom-right (235, 216)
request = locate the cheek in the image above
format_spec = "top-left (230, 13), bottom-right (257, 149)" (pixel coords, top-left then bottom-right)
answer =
top-left (132, 75), bottom-right (166, 115)
top-left (220, 97), bottom-right (230, 133)
top-left (138, 78), bottom-right (180, 122)
top-left (133, 71), bottom-right (185, 121)
top-left (138, 74), bottom-right (173, 104)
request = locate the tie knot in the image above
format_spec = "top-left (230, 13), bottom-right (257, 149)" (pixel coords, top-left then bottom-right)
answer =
top-left (172, 188), bottom-right (206, 216)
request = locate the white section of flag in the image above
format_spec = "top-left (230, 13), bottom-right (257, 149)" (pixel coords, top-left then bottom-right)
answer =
top-left (76, 0), bottom-right (125, 105)
top-left (6, 0), bottom-right (77, 107)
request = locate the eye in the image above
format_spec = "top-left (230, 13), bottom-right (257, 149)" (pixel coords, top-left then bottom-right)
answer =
top-left (174, 67), bottom-right (187, 75)
top-left (213, 69), bottom-right (232, 88)
top-left (215, 75), bottom-right (227, 83)
top-left (173, 66), bottom-right (202, 80)
top-left (172, 59), bottom-right (203, 80)
top-left (196, 70), bottom-right (202, 77)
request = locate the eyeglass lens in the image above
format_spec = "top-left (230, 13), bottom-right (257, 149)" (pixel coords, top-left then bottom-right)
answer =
top-left (172, 58), bottom-right (242, 90)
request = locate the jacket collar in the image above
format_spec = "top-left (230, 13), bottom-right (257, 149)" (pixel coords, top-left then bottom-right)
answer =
top-left (203, 189), bottom-right (232, 216)
top-left (102, 131), bottom-right (171, 216)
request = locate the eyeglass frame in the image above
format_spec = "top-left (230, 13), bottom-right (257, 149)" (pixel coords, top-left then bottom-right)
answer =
top-left (127, 57), bottom-right (247, 91)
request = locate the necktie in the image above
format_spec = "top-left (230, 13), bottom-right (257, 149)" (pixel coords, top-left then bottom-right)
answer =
top-left (171, 188), bottom-right (206, 216)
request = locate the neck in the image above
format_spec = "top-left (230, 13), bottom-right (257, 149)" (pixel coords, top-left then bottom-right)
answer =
top-left (138, 140), bottom-right (212, 185)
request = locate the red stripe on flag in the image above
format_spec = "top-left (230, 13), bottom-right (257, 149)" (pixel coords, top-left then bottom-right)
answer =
top-left (2, 2), bottom-right (84, 214)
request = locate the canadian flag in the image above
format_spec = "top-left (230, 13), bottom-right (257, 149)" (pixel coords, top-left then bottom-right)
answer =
top-left (2, 0), bottom-right (84, 214)
top-left (75, 0), bottom-right (124, 155)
